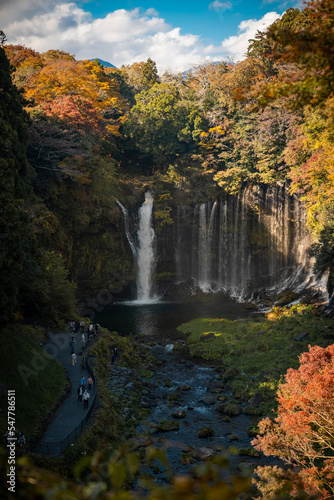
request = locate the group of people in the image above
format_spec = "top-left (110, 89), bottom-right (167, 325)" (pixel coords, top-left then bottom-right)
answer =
top-left (69, 325), bottom-right (95, 409)
top-left (69, 321), bottom-right (100, 355)
top-left (77, 375), bottom-right (93, 409)
top-left (69, 320), bottom-right (100, 336)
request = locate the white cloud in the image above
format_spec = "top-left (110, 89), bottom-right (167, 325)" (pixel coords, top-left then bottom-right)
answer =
top-left (208, 1), bottom-right (233, 12)
top-left (0, 0), bottom-right (66, 25)
top-left (2, 2), bottom-right (282, 72)
top-left (219, 11), bottom-right (281, 61)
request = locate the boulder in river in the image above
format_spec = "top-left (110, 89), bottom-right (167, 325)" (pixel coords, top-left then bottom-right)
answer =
top-left (156, 420), bottom-right (180, 432)
top-left (178, 384), bottom-right (191, 391)
top-left (133, 437), bottom-right (154, 449)
top-left (172, 409), bottom-right (186, 419)
top-left (203, 395), bottom-right (216, 405)
top-left (192, 447), bottom-right (215, 460)
top-left (198, 426), bottom-right (215, 438)
top-left (216, 401), bottom-right (241, 416)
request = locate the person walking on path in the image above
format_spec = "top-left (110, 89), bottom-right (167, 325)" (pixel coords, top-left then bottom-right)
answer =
top-left (113, 347), bottom-right (118, 361)
top-left (83, 390), bottom-right (90, 409)
top-left (81, 332), bottom-right (86, 348)
top-left (77, 385), bottom-right (83, 402)
top-left (71, 352), bottom-right (77, 366)
top-left (70, 336), bottom-right (76, 354)
top-left (81, 375), bottom-right (86, 391)
top-left (18, 431), bottom-right (26, 451)
top-left (80, 320), bottom-right (85, 333)
top-left (87, 376), bottom-right (93, 391)
top-left (81, 356), bottom-right (87, 371)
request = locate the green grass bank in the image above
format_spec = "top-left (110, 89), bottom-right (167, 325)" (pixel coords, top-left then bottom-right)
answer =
top-left (177, 304), bottom-right (334, 415)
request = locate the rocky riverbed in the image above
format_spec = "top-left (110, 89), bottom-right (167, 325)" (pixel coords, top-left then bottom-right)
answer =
top-left (106, 339), bottom-right (281, 482)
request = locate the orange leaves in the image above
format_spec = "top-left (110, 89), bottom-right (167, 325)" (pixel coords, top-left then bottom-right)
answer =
top-left (5, 45), bottom-right (126, 141)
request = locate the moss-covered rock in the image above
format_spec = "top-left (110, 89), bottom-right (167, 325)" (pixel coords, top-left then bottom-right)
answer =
top-left (217, 393), bottom-right (229, 402)
top-left (239, 447), bottom-right (261, 457)
top-left (173, 342), bottom-right (184, 351)
top-left (179, 384), bottom-right (191, 391)
top-left (165, 377), bottom-right (172, 387)
top-left (156, 420), bottom-right (180, 432)
top-left (243, 405), bottom-right (260, 416)
top-left (276, 290), bottom-right (299, 306)
top-left (167, 392), bottom-right (181, 401)
top-left (217, 401), bottom-right (242, 417)
top-left (198, 426), bottom-right (214, 438)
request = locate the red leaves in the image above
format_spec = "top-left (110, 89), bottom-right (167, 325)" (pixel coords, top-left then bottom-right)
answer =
top-left (252, 343), bottom-right (334, 496)
top-left (42, 96), bottom-right (102, 136)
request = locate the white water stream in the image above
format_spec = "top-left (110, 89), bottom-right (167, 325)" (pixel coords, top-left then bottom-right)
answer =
top-left (137, 191), bottom-right (156, 301)
top-left (117, 192), bottom-right (156, 302)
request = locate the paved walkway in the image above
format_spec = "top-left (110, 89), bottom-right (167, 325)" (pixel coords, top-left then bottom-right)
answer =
top-left (34, 329), bottom-right (97, 456)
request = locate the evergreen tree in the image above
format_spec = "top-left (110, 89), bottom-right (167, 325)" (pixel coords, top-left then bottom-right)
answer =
top-left (141, 58), bottom-right (159, 88)
top-left (0, 42), bottom-right (32, 322)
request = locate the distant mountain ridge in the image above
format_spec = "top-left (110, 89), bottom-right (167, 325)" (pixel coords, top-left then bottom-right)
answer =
top-left (90, 58), bottom-right (116, 68)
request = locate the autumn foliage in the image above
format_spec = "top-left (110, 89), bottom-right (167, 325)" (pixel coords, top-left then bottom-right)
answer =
top-left (252, 344), bottom-right (334, 498)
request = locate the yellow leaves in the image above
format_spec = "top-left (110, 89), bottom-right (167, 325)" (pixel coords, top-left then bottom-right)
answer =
top-left (208, 126), bottom-right (225, 136)
top-left (105, 123), bottom-right (121, 136)
top-left (214, 167), bottom-right (244, 194)
top-left (198, 126), bottom-right (226, 152)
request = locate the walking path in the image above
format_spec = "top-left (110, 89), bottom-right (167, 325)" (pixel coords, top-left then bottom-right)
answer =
top-left (34, 329), bottom-right (97, 457)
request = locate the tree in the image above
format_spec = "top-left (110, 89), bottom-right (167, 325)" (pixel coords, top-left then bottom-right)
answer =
top-left (0, 44), bottom-right (33, 322)
top-left (252, 343), bottom-right (334, 498)
top-left (252, 0), bottom-right (334, 108)
top-left (123, 82), bottom-right (205, 171)
top-left (141, 58), bottom-right (159, 89)
top-left (309, 223), bottom-right (334, 299)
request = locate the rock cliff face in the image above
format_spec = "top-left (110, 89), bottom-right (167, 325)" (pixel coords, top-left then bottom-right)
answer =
top-left (119, 183), bottom-right (315, 301)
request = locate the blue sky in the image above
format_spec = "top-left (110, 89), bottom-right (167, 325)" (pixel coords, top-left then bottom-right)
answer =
top-left (1, 0), bottom-right (302, 72)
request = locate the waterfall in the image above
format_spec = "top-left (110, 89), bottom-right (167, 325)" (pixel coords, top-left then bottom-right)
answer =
top-left (137, 191), bottom-right (156, 301)
top-left (198, 202), bottom-right (217, 290)
top-left (173, 183), bottom-right (314, 300)
top-left (116, 192), bottom-right (156, 302)
top-left (115, 199), bottom-right (137, 258)
top-left (198, 203), bottom-right (207, 286)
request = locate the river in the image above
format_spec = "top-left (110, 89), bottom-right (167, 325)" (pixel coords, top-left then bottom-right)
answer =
top-left (96, 299), bottom-right (281, 481)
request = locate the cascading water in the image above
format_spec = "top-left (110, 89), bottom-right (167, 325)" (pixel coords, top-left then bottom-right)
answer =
top-left (171, 183), bottom-right (314, 300)
top-left (118, 184), bottom-right (316, 302)
top-left (137, 191), bottom-right (156, 301)
top-left (198, 202), bottom-right (217, 290)
top-left (116, 192), bottom-right (156, 302)
top-left (115, 199), bottom-right (137, 259)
